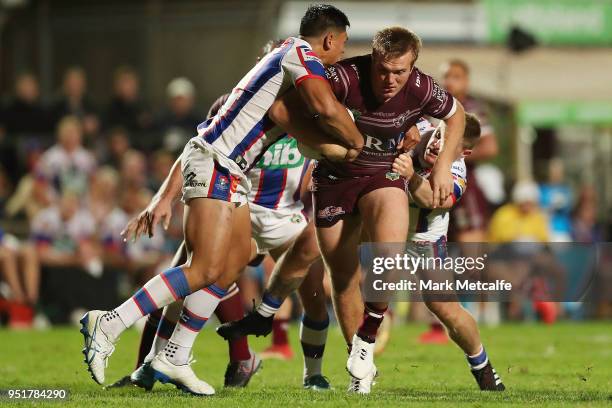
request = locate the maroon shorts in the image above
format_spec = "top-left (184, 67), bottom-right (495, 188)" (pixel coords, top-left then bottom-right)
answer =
top-left (312, 169), bottom-right (408, 228)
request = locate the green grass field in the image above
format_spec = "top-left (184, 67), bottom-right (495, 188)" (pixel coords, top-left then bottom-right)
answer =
top-left (0, 322), bottom-right (611, 407)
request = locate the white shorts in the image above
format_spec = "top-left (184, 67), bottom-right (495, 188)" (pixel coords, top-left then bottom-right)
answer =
top-left (250, 203), bottom-right (308, 255)
top-left (181, 139), bottom-right (250, 206)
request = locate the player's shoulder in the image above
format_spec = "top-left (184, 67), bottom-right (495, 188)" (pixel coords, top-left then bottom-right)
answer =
top-left (406, 66), bottom-right (435, 94)
top-left (326, 55), bottom-right (369, 93)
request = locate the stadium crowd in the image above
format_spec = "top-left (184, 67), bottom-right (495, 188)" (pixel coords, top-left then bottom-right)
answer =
top-left (0, 62), bottom-right (609, 331)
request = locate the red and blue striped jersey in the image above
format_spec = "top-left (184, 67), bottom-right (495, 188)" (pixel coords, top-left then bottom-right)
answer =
top-left (195, 37), bottom-right (326, 173)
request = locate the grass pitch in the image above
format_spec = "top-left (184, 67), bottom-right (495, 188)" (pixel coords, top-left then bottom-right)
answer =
top-left (0, 321), bottom-right (611, 407)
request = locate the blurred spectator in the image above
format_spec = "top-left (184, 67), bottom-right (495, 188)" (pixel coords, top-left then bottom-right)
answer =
top-left (539, 159), bottom-right (573, 242)
top-left (0, 166), bottom-right (12, 218)
top-left (120, 149), bottom-right (148, 191)
top-left (119, 188), bottom-right (168, 285)
top-left (148, 150), bottom-right (175, 192)
top-left (100, 126), bottom-right (131, 168)
top-left (154, 77), bottom-right (200, 153)
top-left (489, 180), bottom-right (549, 243)
top-left (35, 116), bottom-right (97, 197)
top-left (30, 191), bottom-right (100, 275)
top-left (0, 72), bottom-right (51, 135)
top-left (50, 67), bottom-right (100, 138)
top-left (0, 228), bottom-right (40, 328)
top-left (104, 66), bottom-right (152, 134)
top-left (87, 166), bottom-right (121, 225)
top-left (442, 59), bottom-right (498, 242)
top-left (572, 186), bottom-right (603, 243)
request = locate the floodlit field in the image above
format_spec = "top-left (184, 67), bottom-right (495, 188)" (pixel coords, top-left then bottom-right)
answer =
top-left (1, 322), bottom-right (610, 407)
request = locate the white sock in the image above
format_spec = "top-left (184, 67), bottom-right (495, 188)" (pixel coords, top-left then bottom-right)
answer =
top-left (256, 292), bottom-right (282, 318)
top-left (164, 284), bottom-right (227, 365)
top-left (101, 267), bottom-right (191, 341)
top-left (300, 315), bottom-right (329, 379)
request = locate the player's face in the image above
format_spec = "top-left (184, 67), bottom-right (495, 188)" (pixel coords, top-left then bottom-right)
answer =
top-left (371, 51), bottom-right (414, 102)
top-left (423, 127), bottom-right (444, 166)
top-left (443, 64), bottom-right (469, 98)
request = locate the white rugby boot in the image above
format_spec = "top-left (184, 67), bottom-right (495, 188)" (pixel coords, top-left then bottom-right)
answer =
top-left (150, 352), bottom-right (215, 396)
top-left (346, 334), bottom-right (375, 380)
top-left (80, 310), bottom-right (116, 385)
top-left (347, 365), bottom-right (377, 394)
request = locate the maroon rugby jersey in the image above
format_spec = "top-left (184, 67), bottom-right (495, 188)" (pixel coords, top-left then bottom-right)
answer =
top-left (318, 54), bottom-right (456, 178)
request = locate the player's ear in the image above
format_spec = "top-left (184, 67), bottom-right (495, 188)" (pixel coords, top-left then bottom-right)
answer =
top-left (323, 32), bottom-right (333, 51)
top-left (462, 148), bottom-right (472, 157)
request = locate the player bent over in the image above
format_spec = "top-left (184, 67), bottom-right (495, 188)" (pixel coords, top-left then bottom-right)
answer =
top-left (79, 4), bottom-right (363, 393)
top-left (356, 114), bottom-right (505, 391)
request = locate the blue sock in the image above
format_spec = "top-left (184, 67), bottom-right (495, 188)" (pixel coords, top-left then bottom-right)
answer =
top-left (466, 346), bottom-right (488, 370)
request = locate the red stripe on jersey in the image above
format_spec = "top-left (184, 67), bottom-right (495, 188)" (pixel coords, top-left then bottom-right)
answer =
top-left (296, 47), bottom-right (312, 74)
top-left (273, 169), bottom-right (288, 209)
top-left (253, 169), bottom-right (266, 203)
top-left (295, 74), bottom-right (328, 87)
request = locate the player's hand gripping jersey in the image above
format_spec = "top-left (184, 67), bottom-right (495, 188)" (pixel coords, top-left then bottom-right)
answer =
top-left (317, 55), bottom-right (457, 179)
top-left (409, 120), bottom-right (467, 242)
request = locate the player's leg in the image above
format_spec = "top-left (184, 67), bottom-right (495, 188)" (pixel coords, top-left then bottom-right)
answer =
top-left (217, 221), bottom-right (320, 339)
top-left (425, 300), bottom-right (505, 391)
top-left (261, 249), bottom-right (294, 360)
top-left (315, 216), bottom-right (364, 338)
top-left (214, 282), bottom-right (262, 387)
top-left (298, 259), bottom-right (331, 390)
top-left (81, 195), bottom-right (246, 385)
top-left (106, 242), bottom-right (189, 390)
top-left (346, 186), bottom-right (409, 380)
top-left (150, 203), bottom-right (252, 395)
top-left (18, 243), bottom-right (40, 305)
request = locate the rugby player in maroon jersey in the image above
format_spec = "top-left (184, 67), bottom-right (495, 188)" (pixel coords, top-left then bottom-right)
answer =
top-left (217, 27), bottom-right (466, 393)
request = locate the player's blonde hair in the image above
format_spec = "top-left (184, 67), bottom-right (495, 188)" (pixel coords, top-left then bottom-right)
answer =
top-left (372, 27), bottom-right (422, 63)
top-left (463, 112), bottom-right (481, 149)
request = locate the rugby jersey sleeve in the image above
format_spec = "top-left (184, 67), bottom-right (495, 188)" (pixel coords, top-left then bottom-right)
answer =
top-left (412, 68), bottom-right (457, 120)
top-left (281, 41), bottom-right (327, 87)
top-left (324, 64), bottom-right (351, 103)
top-left (450, 159), bottom-right (468, 204)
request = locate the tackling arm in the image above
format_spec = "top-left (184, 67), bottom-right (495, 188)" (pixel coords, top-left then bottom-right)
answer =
top-left (269, 90), bottom-right (358, 161)
top-left (408, 174), bottom-right (456, 209)
top-left (295, 78), bottom-right (364, 151)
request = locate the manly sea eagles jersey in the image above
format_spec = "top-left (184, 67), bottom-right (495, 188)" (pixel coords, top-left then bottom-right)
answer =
top-left (316, 55), bottom-right (457, 179)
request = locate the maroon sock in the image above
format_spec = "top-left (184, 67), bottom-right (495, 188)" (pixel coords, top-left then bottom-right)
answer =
top-left (357, 303), bottom-right (387, 343)
top-left (136, 308), bottom-right (162, 367)
top-left (215, 290), bottom-right (251, 362)
top-left (272, 318), bottom-right (289, 346)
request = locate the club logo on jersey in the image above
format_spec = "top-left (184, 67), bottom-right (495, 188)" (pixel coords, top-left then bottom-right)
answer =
top-left (256, 137), bottom-right (304, 170)
top-left (290, 214), bottom-right (303, 224)
top-left (393, 109), bottom-right (417, 127)
top-left (385, 171), bottom-right (400, 181)
top-left (317, 206), bottom-right (345, 221)
top-left (184, 172), bottom-right (207, 188)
